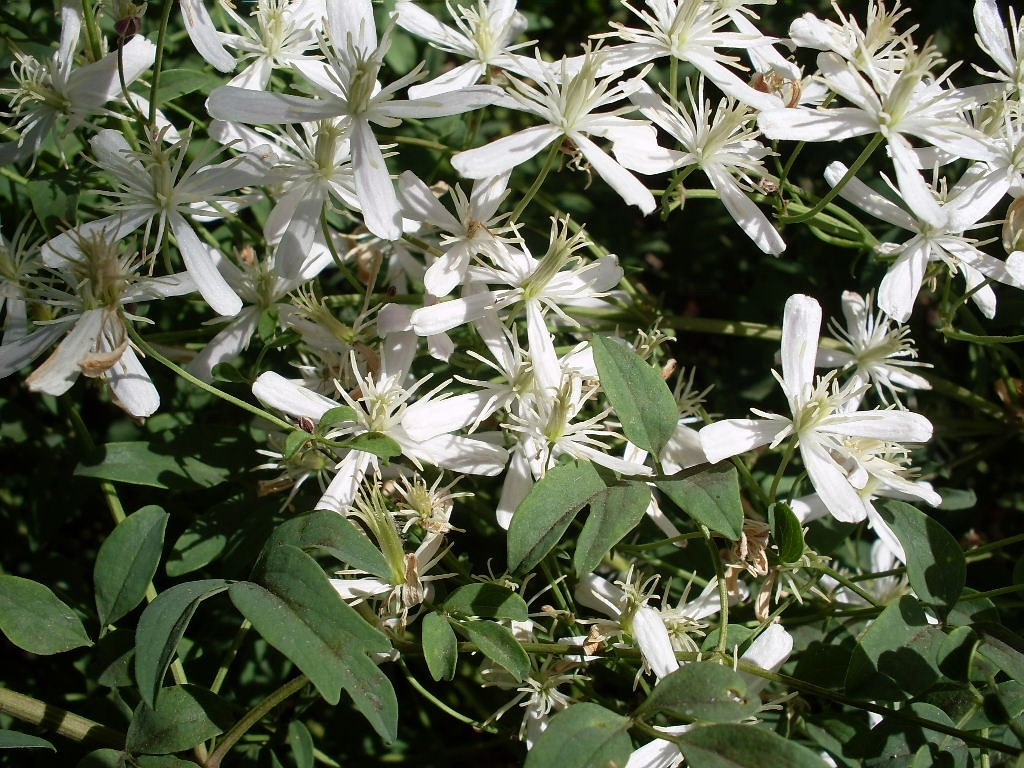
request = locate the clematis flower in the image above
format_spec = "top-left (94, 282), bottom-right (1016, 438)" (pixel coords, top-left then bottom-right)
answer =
top-left (0, 2), bottom-right (155, 163)
top-left (816, 291), bottom-right (931, 408)
top-left (974, 0), bottom-right (1024, 95)
top-left (699, 294), bottom-right (933, 524)
top-left (207, 0), bottom-right (503, 240)
top-left (449, 49), bottom-right (660, 214)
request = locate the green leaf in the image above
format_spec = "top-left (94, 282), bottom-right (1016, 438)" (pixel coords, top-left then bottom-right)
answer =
top-left (769, 501), bottom-right (804, 563)
top-left (879, 501), bottom-right (965, 616)
top-left (283, 430), bottom-right (312, 460)
top-left (345, 432), bottom-right (402, 461)
top-left (258, 307), bottom-right (280, 343)
top-left (317, 406), bottom-right (358, 435)
top-left (75, 441), bottom-right (227, 490)
top-left (862, 702), bottom-right (969, 768)
top-left (0, 575), bottom-right (91, 654)
top-left (126, 685), bottom-right (234, 756)
top-left (229, 546), bottom-right (397, 742)
top-left (591, 335), bottom-right (679, 456)
top-left (155, 69), bottom-right (224, 101)
top-left (974, 623), bottom-right (1024, 684)
top-left (77, 749), bottom-right (201, 767)
top-left (287, 721), bottom-right (314, 768)
top-left (135, 580), bottom-right (229, 709)
top-left (95, 505), bottom-right (169, 627)
top-left (422, 612), bottom-right (458, 682)
top-left (845, 595), bottom-right (944, 700)
top-left (210, 362), bottom-right (248, 383)
top-left (636, 663), bottom-right (760, 723)
top-left (456, 619), bottom-right (530, 682)
top-left (507, 459), bottom-right (607, 574)
top-left (260, 510), bottom-right (390, 581)
top-left (0, 731), bottom-right (55, 750)
top-left (655, 464), bottom-right (744, 540)
top-left (524, 703), bottom-right (632, 768)
top-left (675, 724), bottom-right (828, 768)
top-left (574, 481), bottom-right (652, 577)
top-left (27, 175), bottom-right (78, 234)
top-left (443, 583), bottom-right (529, 620)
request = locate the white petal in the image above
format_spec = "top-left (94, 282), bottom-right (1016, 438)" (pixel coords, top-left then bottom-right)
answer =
top-left (26, 308), bottom-right (105, 396)
top-left (207, 87), bottom-right (341, 124)
top-left (496, 444), bottom-right (533, 529)
top-left (705, 164), bottom-right (785, 254)
top-left (740, 624), bottom-right (793, 694)
top-left (411, 291), bottom-right (497, 335)
top-left (252, 371), bottom-right (338, 420)
top-left (180, 0), bottom-right (235, 72)
top-left (187, 309), bottom-right (260, 382)
top-left (889, 137), bottom-right (946, 228)
top-left (825, 162), bottom-right (915, 230)
top-left (170, 215), bottom-right (242, 317)
top-left (316, 450), bottom-right (374, 512)
top-left (781, 294), bottom-right (822, 397)
top-left (451, 125), bottom-right (561, 178)
top-left (408, 62), bottom-right (486, 99)
top-left (878, 239), bottom-right (931, 323)
top-left (107, 346), bottom-right (159, 417)
top-left (699, 418), bottom-right (785, 464)
top-left (575, 574), bottom-right (624, 619)
top-left (0, 323), bottom-right (68, 377)
top-left (757, 107), bottom-right (876, 143)
top-left (633, 606), bottom-right (679, 679)
top-left (823, 410), bottom-right (932, 443)
top-left (403, 390), bottom-right (498, 441)
top-left (800, 440), bottom-right (866, 523)
top-left (573, 133), bottom-right (656, 214)
top-left (351, 119), bottom-right (401, 241)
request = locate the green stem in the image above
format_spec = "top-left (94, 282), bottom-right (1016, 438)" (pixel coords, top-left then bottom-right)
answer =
top-left (149, 0), bottom-right (176, 126)
top-left (511, 141), bottom-right (561, 223)
top-left (210, 620), bottom-right (252, 695)
top-left (957, 583), bottom-right (1024, 601)
top-left (127, 326), bottom-right (296, 432)
top-left (0, 688), bottom-right (125, 749)
top-left (80, 0), bottom-right (104, 61)
top-left (967, 532), bottom-right (1024, 556)
top-left (768, 440), bottom-right (797, 504)
top-left (398, 659), bottom-right (499, 733)
top-left (779, 134), bottom-right (884, 224)
top-left (807, 563), bottom-right (881, 607)
top-left (703, 527), bottom-right (730, 654)
top-left (206, 675), bottom-right (310, 768)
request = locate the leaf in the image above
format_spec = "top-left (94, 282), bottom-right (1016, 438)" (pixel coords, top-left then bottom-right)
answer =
top-left (443, 583), bottom-right (529, 621)
top-left (769, 501), bottom-right (804, 563)
top-left (524, 703), bottom-right (632, 768)
top-left (0, 575), bottom-right (91, 654)
top-left (845, 595), bottom-right (945, 700)
top-left (655, 464), bottom-right (744, 540)
top-left (591, 335), bottom-right (679, 456)
top-left (574, 481), bottom-right (652, 577)
top-left (287, 721), bottom-right (314, 768)
top-left (155, 69), bottom-right (224, 101)
top-left (861, 702), bottom-right (969, 768)
top-left (457, 619), bottom-right (530, 682)
top-left (126, 685), bottom-right (234, 756)
top-left (283, 430), bottom-right (312, 460)
top-left (345, 433), bottom-right (402, 461)
top-left (0, 731), bottom-right (55, 750)
top-left (974, 623), bottom-right (1024, 684)
top-left (316, 406), bottom-right (358, 435)
top-left (878, 501), bottom-right (965, 616)
top-left (675, 724), bottom-right (828, 768)
top-left (135, 580), bottom-right (229, 709)
top-left (260, 510), bottom-right (390, 581)
top-left (422, 612), bottom-right (458, 682)
top-left (75, 441), bottom-right (227, 490)
top-left (27, 175), bottom-right (78, 234)
top-left (95, 505), bottom-right (169, 627)
top-left (229, 546), bottom-right (397, 742)
top-left (507, 459), bottom-right (607, 574)
top-left (636, 663), bottom-right (760, 723)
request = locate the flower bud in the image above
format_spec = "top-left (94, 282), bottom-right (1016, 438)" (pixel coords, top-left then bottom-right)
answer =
top-left (1002, 196), bottom-right (1024, 255)
top-left (115, 0), bottom-right (147, 39)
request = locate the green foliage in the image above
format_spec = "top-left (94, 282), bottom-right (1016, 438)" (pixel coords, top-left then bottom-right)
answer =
top-left (94, 505), bottom-right (168, 627)
top-left (126, 685), bottom-right (234, 756)
top-left (674, 724), bottom-right (829, 768)
top-left (523, 704), bottom-right (632, 768)
top-left (0, 575), bottom-right (92, 654)
top-left (574, 481), bottom-right (652, 576)
top-left (636, 663), bottom-right (761, 723)
top-left (654, 465), bottom-right (744, 540)
top-left (421, 612), bottom-right (458, 682)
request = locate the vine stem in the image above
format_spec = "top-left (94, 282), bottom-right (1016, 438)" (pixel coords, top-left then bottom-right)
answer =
top-left (0, 688), bottom-right (125, 749)
top-left (511, 141), bottom-right (561, 223)
top-left (703, 526), bottom-right (730, 655)
top-left (127, 325), bottom-right (296, 432)
top-left (206, 675), bottom-right (310, 768)
top-left (778, 133), bottom-right (884, 224)
top-left (398, 659), bottom-right (499, 733)
top-left (807, 562), bottom-right (882, 607)
top-left (148, 0), bottom-right (175, 126)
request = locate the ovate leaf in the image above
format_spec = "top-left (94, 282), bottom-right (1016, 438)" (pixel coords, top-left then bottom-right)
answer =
top-left (524, 703), bottom-right (632, 768)
top-left (637, 663), bottom-right (760, 723)
top-left (507, 459), bottom-right (606, 574)
top-left (260, 510), bottom-right (390, 581)
top-left (229, 546), bottom-right (397, 742)
top-left (457, 620), bottom-right (530, 682)
top-left (126, 685), bottom-right (234, 755)
top-left (422, 612), bottom-right (458, 682)
top-left (75, 442), bottom-right (227, 490)
top-left (676, 724), bottom-right (828, 768)
top-left (287, 721), bottom-right (314, 768)
top-left (443, 583), bottom-right (529, 621)
top-left (769, 501), bottom-right (804, 564)
top-left (574, 481), bottom-right (652, 577)
top-left (879, 501), bottom-right (964, 616)
top-left (135, 580), bottom-right (229, 709)
top-left (591, 335), bottom-right (679, 456)
top-left (95, 505), bottom-right (169, 627)
top-left (655, 464), bottom-right (744, 540)
top-left (0, 575), bottom-right (91, 654)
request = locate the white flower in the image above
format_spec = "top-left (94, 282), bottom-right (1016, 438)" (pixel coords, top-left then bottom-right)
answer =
top-left (699, 294), bottom-right (932, 523)
top-left (622, 81), bottom-right (786, 254)
top-left (207, 0), bottom-right (503, 240)
top-left (395, 0), bottom-right (533, 98)
top-left (824, 161), bottom-right (1021, 321)
top-left (816, 291), bottom-right (931, 408)
top-left (450, 49), bottom-right (660, 214)
top-left (0, 2), bottom-right (155, 163)
top-left (974, 0), bottom-right (1024, 95)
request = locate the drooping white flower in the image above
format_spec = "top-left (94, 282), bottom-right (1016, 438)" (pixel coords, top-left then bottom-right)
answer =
top-left (974, 0), bottom-right (1024, 95)
top-left (699, 294), bottom-right (933, 524)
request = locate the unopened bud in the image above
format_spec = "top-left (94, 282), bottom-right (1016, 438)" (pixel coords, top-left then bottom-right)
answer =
top-left (115, 1), bottom-right (147, 39)
top-left (1003, 196), bottom-right (1024, 255)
